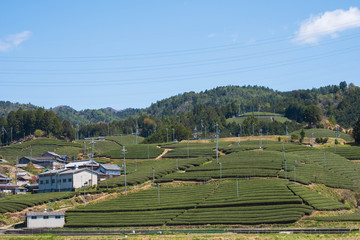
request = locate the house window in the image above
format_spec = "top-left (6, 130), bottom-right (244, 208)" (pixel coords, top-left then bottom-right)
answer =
top-left (55, 216), bottom-right (61, 219)
top-left (40, 180), bottom-right (43, 184)
top-left (43, 216), bottom-right (49, 219)
top-left (51, 179), bottom-right (55, 184)
top-left (63, 179), bottom-right (66, 183)
top-left (46, 180), bottom-right (49, 184)
top-left (68, 178), bottom-right (72, 182)
top-left (31, 216), bottom-right (37, 219)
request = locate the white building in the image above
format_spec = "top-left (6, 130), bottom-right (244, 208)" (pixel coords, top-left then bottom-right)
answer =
top-left (26, 211), bottom-right (65, 228)
top-left (38, 168), bottom-right (98, 193)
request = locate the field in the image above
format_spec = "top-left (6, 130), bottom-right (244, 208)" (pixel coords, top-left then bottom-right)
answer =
top-left (292, 128), bottom-right (353, 142)
top-left (1, 133), bottom-right (360, 230)
top-left (0, 192), bottom-right (75, 213)
top-left (66, 179), bottom-right (315, 227)
top-left (227, 115), bottom-right (291, 125)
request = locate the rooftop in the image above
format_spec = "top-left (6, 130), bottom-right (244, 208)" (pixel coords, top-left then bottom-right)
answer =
top-left (100, 164), bottom-right (121, 171)
top-left (26, 211), bottom-right (65, 217)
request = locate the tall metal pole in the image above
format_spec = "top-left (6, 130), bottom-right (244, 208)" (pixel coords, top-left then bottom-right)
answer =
top-left (122, 146), bottom-right (127, 195)
top-left (135, 121), bottom-right (138, 144)
top-left (283, 143), bottom-right (287, 180)
top-left (219, 162), bottom-right (222, 182)
top-left (311, 132), bottom-right (314, 147)
top-left (294, 160), bottom-right (296, 183)
top-left (176, 159), bottom-right (179, 171)
top-left (259, 129), bottom-right (263, 149)
top-left (236, 176), bottom-right (239, 198)
top-left (152, 168), bottom-right (155, 186)
top-left (91, 138), bottom-right (94, 186)
top-left (216, 122), bottom-right (219, 163)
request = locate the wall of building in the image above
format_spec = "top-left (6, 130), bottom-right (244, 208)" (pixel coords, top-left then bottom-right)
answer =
top-left (73, 170), bottom-right (98, 188)
top-left (27, 215), bottom-right (65, 228)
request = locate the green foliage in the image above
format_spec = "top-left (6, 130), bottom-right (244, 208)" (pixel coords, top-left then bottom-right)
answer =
top-left (293, 128), bottom-right (353, 142)
top-left (0, 192), bottom-right (75, 214)
top-left (303, 105), bottom-right (322, 126)
top-left (300, 129), bottom-right (305, 143)
top-left (34, 129), bottom-right (44, 137)
top-left (353, 117), bottom-right (360, 144)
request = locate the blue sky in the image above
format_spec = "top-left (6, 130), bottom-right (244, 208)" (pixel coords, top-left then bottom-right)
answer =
top-left (0, 1), bottom-right (360, 110)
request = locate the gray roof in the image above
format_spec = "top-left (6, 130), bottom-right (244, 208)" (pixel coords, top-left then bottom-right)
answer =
top-left (26, 211), bottom-right (65, 217)
top-left (39, 168), bottom-right (98, 176)
top-left (100, 164), bottom-right (121, 171)
top-left (0, 173), bottom-right (11, 180)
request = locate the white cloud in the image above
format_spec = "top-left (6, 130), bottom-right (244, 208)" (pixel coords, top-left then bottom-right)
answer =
top-left (207, 33), bottom-right (216, 38)
top-left (294, 7), bottom-right (360, 44)
top-left (0, 31), bottom-right (32, 52)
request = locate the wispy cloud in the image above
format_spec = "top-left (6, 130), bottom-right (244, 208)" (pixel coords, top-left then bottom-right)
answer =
top-left (294, 7), bottom-right (360, 44)
top-left (207, 33), bottom-right (216, 38)
top-left (0, 31), bottom-right (32, 52)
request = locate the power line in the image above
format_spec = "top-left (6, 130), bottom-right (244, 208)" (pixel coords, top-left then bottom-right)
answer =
top-left (1, 44), bottom-right (359, 87)
top-left (0, 25), bottom-right (359, 62)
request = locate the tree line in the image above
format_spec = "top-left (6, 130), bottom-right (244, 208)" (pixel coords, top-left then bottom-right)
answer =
top-left (0, 108), bottom-right (75, 144)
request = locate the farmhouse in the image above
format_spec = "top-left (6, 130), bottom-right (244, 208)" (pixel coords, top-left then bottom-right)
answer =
top-left (0, 183), bottom-right (26, 194)
top-left (38, 168), bottom-right (98, 193)
top-left (26, 211), bottom-right (65, 228)
top-left (19, 156), bottom-right (65, 169)
top-left (42, 152), bottom-right (69, 162)
top-left (0, 173), bottom-right (11, 184)
top-left (97, 163), bottom-right (121, 179)
top-left (65, 159), bottom-right (99, 170)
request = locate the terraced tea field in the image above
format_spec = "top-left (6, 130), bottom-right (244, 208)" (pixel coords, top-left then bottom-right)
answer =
top-left (66, 179), bottom-right (320, 227)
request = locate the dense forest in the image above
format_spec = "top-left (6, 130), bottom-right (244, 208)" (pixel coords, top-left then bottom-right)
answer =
top-left (1, 82), bottom-right (359, 144)
top-left (0, 108), bottom-right (75, 144)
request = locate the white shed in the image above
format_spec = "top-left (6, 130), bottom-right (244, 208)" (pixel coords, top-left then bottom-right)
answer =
top-left (26, 211), bottom-right (65, 228)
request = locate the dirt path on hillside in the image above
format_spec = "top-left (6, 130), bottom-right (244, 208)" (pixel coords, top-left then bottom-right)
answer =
top-left (155, 148), bottom-right (173, 160)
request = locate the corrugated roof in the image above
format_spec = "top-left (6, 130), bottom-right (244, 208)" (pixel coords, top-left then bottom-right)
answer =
top-left (26, 211), bottom-right (65, 216)
top-left (100, 164), bottom-right (121, 171)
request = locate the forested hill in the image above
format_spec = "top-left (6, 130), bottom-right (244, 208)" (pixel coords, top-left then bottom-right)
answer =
top-left (144, 83), bottom-right (360, 128)
top-left (1, 82), bottom-right (359, 128)
top-left (0, 102), bottom-right (140, 126)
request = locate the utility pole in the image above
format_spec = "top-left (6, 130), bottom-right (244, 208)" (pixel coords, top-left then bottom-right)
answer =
top-left (15, 156), bottom-right (18, 185)
top-left (294, 160), bottom-right (296, 183)
top-left (311, 132), bottom-right (314, 147)
top-left (219, 162), bottom-right (222, 183)
top-left (176, 159), bottom-right (179, 171)
top-left (91, 138), bottom-right (95, 186)
top-left (259, 129), bottom-right (263, 149)
top-left (122, 146), bottom-right (127, 195)
top-left (216, 122), bottom-right (219, 164)
top-left (152, 168), bottom-right (155, 186)
top-left (236, 176), bottom-right (239, 198)
top-left (10, 127), bottom-right (13, 143)
top-left (157, 183), bottom-right (160, 205)
top-left (201, 120), bottom-right (203, 138)
top-left (285, 123), bottom-right (288, 136)
top-left (283, 142), bottom-right (287, 180)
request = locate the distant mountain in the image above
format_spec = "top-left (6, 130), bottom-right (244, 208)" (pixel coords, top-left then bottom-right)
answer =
top-left (51, 106), bottom-right (140, 126)
top-left (1, 82), bottom-right (359, 128)
top-left (0, 101), bottom-right (140, 126)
